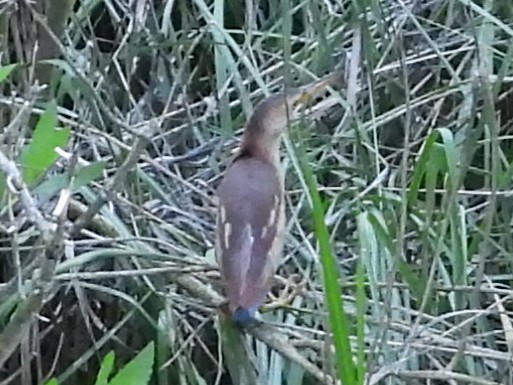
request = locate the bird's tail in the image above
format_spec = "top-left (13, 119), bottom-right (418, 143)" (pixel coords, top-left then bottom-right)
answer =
top-left (232, 305), bottom-right (258, 325)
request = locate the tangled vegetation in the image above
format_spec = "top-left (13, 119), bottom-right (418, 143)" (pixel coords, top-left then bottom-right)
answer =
top-left (1, 0), bottom-right (513, 384)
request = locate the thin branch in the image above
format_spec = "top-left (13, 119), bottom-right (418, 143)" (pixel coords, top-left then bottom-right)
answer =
top-left (174, 274), bottom-right (333, 384)
top-left (0, 149), bottom-right (57, 368)
top-left (71, 133), bottom-right (151, 235)
top-left (0, 149), bottom-right (54, 242)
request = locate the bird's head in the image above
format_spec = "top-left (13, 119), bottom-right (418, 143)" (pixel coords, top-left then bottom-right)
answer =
top-left (245, 72), bottom-right (341, 139)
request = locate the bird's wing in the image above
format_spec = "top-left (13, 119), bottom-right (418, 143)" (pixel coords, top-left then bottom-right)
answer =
top-left (216, 158), bottom-right (283, 309)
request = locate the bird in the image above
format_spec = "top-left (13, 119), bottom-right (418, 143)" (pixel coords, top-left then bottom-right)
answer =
top-left (215, 74), bottom-right (340, 325)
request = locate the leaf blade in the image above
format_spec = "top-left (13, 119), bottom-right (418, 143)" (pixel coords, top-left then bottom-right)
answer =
top-left (19, 102), bottom-right (71, 185)
top-left (109, 341), bottom-right (154, 385)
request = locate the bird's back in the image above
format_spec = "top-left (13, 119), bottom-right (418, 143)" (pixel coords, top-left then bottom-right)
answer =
top-left (216, 156), bottom-right (284, 314)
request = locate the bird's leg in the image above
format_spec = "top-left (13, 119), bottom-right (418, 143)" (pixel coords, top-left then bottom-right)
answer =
top-left (261, 274), bottom-right (305, 312)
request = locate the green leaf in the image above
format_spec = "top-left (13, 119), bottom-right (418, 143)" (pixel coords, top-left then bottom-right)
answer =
top-left (355, 259), bottom-right (367, 384)
top-left (109, 341), bottom-right (154, 385)
top-left (95, 351), bottom-right (115, 385)
top-left (33, 174), bottom-right (70, 201)
top-left (297, 145), bottom-right (357, 385)
top-left (0, 172), bottom-right (6, 207)
top-left (408, 131), bottom-right (438, 205)
top-left (436, 127), bottom-right (458, 188)
top-left (44, 379), bottom-right (59, 385)
top-left (396, 260), bottom-right (427, 306)
top-left (31, 162), bottom-right (105, 201)
top-left (367, 212), bottom-right (428, 305)
top-left (19, 102), bottom-right (71, 185)
top-left (71, 161), bottom-right (106, 190)
top-left (0, 64), bottom-right (17, 84)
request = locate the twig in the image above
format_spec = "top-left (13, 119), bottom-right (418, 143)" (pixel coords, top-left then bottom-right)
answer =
top-left (0, 149), bottom-right (57, 367)
top-left (0, 149), bottom-right (55, 242)
top-left (249, 324), bottom-right (333, 384)
top-left (65, 181), bottom-right (332, 382)
top-left (23, 1), bottom-right (144, 137)
top-left (173, 274), bottom-right (333, 384)
top-left (397, 369), bottom-right (500, 385)
top-left (71, 133), bottom-right (151, 235)
top-left (0, 291), bottom-right (43, 368)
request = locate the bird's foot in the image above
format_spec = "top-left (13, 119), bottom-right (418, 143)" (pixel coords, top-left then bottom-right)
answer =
top-left (261, 274), bottom-right (305, 312)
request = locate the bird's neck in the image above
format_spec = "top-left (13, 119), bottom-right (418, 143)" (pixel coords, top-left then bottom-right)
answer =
top-left (239, 129), bottom-right (282, 166)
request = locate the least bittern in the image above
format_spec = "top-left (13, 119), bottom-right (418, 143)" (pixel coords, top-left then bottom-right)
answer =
top-left (216, 74), bottom-right (338, 324)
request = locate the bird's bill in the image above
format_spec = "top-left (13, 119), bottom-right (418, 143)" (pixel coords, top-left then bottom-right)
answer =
top-left (292, 71), bottom-right (342, 106)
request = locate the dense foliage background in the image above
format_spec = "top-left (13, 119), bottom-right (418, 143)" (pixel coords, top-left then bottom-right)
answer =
top-left (1, 0), bottom-right (513, 384)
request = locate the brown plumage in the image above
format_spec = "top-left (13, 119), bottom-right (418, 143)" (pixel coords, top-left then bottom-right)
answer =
top-left (216, 75), bottom-right (339, 324)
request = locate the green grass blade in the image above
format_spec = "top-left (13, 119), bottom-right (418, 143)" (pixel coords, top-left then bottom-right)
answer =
top-left (355, 258), bottom-right (366, 384)
top-left (19, 102), bottom-right (71, 186)
top-left (94, 351), bottom-right (115, 385)
top-left (0, 63), bottom-right (17, 83)
top-left (297, 148), bottom-right (357, 385)
top-left (109, 341), bottom-right (154, 385)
